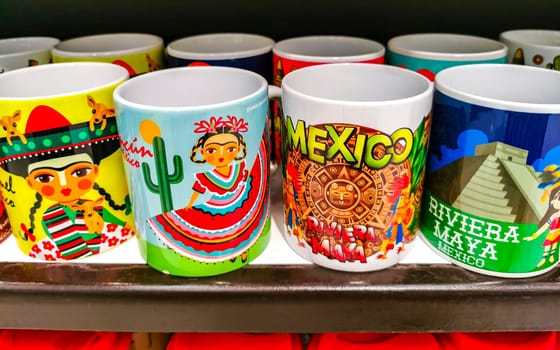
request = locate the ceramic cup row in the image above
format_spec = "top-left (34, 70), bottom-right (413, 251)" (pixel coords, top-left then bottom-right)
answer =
top-left (2, 30), bottom-right (560, 171)
top-left (3, 30), bottom-right (560, 75)
top-left (0, 31), bottom-right (559, 279)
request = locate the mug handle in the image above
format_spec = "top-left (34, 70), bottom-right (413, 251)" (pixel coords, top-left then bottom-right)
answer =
top-left (268, 85), bottom-right (283, 174)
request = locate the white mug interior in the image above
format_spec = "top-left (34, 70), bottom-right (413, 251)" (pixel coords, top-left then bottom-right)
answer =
top-left (500, 29), bottom-right (560, 49)
top-left (282, 62), bottom-right (431, 102)
top-left (388, 33), bottom-right (507, 61)
top-left (0, 62), bottom-right (129, 98)
top-left (114, 66), bottom-right (267, 107)
top-left (435, 64), bottom-right (560, 112)
top-left (273, 35), bottom-right (385, 62)
top-left (166, 33), bottom-right (275, 60)
top-left (52, 33), bottom-right (163, 58)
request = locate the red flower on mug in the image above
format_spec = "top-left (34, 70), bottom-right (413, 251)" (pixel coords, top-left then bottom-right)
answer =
top-left (108, 236), bottom-right (119, 247)
top-left (194, 116), bottom-right (225, 134)
top-left (42, 241), bottom-right (54, 251)
top-left (224, 116), bottom-right (249, 132)
top-left (44, 254), bottom-right (56, 261)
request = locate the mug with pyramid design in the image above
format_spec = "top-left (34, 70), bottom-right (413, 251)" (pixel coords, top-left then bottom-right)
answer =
top-left (420, 63), bottom-right (560, 277)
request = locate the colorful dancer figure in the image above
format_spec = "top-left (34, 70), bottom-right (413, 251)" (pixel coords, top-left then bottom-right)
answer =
top-left (525, 165), bottom-right (560, 268)
top-left (148, 116), bottom-right (268, 261)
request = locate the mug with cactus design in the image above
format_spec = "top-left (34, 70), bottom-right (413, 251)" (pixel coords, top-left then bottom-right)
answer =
top-left (114, 66), bottom-right (271, 277)
top-left (500, 29), bottom-right (560, 70)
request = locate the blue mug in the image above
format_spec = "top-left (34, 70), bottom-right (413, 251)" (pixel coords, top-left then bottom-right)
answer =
top-left (166, 33), bottom-right (274, 83)
top-left (420, 64), bottom-right (560, 278)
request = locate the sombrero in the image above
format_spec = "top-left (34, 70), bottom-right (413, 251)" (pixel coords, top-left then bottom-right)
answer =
top-left (0, 105), bottom-right (120, 177)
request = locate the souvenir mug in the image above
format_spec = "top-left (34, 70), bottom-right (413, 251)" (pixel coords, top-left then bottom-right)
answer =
top-left (420, 64), bottom-right (560, 278)
top-left (500, 29), bottom-right (560, 70)
top-left (0, 192), bottom-right (10, 244)
top-left (52, 33), bottom-right (164, 77)
top-left (0, 62), bottom-right (135, 260)
top-left (166, 32), bottom-right (275, 82)
top-left (114, 66), bottom-right (271, 277)
top-left (276, 63), bottom-right (433, 272)
top-left (387, 33), bottom-right (507, 80)
top-left (0, 36), bottom-right (59, 73)
top-left (271, 35), bottom-right (386, 170)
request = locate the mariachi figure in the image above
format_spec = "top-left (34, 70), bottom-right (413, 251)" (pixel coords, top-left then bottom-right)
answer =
top-left (0, 105), bottom-right (134, 260)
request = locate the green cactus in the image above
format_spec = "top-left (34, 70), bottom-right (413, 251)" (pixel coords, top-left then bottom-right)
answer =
top-left (142, 136), bottom-right (184, 213)
top-left (511, 48), bottom-right (525, 65)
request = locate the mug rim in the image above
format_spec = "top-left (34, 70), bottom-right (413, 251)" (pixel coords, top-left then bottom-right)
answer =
top-left (51, 33), bottom-right (163, 58)
top-left (0, 62), bottom-right (129, 100)
top-left (387, 33), bottom-right (507, 61)
top-left (435, 63), bottom-right (560, 113)
top-left (113, 66), bottom-right (268, 111)
top-left (499, 29), bottom-right (560, 50)
top-left (0, 36), bottom-right (60, 57)
top-left (281, 62), bottom-right (433, 106)
top-left (272, 35), bottom-right (385, 63)
top-left (166, 32), bottom-right (275, 60)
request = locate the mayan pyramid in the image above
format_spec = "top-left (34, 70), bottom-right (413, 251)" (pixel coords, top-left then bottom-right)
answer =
top-left (427, 142), bottom-right (547, 224)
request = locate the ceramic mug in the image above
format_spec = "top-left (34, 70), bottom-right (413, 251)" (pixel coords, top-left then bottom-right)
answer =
top-left (0, 36), bottom-right (59, 73)
top-left (271, 35), bottom-right (386, 171)
top-left (52, 33), bottom-right (164, 77)
top-left (166, 32), bottom-right (275, 83)
top-left (500, 29), bottom-right (560, 70)
top-left (420, 64), bottom-right (560, 278)
top-left (0, 192), bottom-right (10, 244)
top-left (276, 63), bottom-right (433, 272)
top-left (0, 62), bottom-right (135, 260)
top-left (114, 66), bottom-right (271, 277)
top-left (387, 33), bottom-right (507, 80)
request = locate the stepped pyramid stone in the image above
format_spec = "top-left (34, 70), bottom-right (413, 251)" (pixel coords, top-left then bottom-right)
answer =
top-left (452, 142), bottom-right (539, 223)
top-left (453, 154), bottom-right (518, 222)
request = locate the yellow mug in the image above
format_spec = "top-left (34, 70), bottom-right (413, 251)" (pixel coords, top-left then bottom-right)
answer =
top-left (0, 62), bottom-right (135, 260)
top-left (52, 33), bottom-right (164, 77)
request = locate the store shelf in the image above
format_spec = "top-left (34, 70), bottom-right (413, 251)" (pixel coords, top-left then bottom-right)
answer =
top-left (1, 259), bottom-right (560, 333)
top-left (0, 171), bottom-right (559, 333)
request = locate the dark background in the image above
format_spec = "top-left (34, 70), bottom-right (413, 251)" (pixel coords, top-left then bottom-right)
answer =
top-left (1, 0), bottom-right (559, 45)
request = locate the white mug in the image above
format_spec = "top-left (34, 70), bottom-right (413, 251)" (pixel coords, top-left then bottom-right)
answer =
top-left (0, 37), bottom-right (59, 73)
top-left (273, 63), bottom-right (434, 272)
top-left (500, 29), bottom-right (560, 69)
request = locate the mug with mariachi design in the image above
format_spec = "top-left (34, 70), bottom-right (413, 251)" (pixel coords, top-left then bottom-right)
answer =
top-left (0, 62), bottom-right (135, 261)
top-left (276, 63), bottom-right (433, 272)
top-left (52, 33), bottom-right (164, 77)
top-left (114, 66), bottom-right (271, 277)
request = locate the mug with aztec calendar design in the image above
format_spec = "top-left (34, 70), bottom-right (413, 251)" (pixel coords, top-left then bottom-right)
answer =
top-left (275, 63), bottom-right (433, 272)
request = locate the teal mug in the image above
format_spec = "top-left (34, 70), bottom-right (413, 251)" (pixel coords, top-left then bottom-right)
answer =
top-left (387, 33), bottom-right (507, 81)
